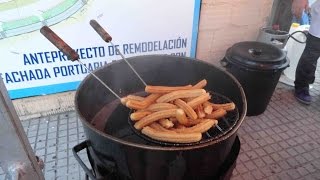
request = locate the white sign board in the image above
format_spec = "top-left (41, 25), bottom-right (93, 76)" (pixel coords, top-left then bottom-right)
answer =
top-left (0, 0), bottom-right (201, 99)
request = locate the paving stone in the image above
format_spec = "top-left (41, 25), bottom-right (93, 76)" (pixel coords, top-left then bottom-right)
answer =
top-left (44, 170), bottom-right (56, 180)
top-left (255, 148), bottom-right (267, 157)
top-left (244, 161), bottom-right (257, 171)
top-left (262, 156), bottom-right (274, 165)
top-left (278, 161), bottom-right (291, 170)
top-left (240, 172), bottom-right (255, 180)
top-left (287, 169), bottom-right (302, 179)
top-left (270, 153), bottom-right (282, 162)
top-left (251, 169), bottom-right (265, 180)
top-left (57, 158), bottom-right (68, 167)
top-left (296, 166), bottom-right (309, 176)
top-left (45, 153), bottom-right (57, 163)
top-left (45, 161), bottom-right (56, 171)
top-left (295, 155), bottom-right (308, 164)
top-left (253, 158), bottom-right (266, 168)
top-left (246, 150), bottom-right (258, 160)
top-left (276, 172), bottom-right (292, 180)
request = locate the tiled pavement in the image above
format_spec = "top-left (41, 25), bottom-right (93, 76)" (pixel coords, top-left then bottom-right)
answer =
top-left (1, 75), bottom-right (320, 180)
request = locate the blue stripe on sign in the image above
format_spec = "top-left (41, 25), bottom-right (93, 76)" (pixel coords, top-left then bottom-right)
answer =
top-left (190, 0), bottom-right (201, 58)
top-left (8, 81), bottom-right (81, 99)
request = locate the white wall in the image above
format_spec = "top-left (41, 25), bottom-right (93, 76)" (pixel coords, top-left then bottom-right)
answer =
top-left (196, 0), bottom-right (274, 64)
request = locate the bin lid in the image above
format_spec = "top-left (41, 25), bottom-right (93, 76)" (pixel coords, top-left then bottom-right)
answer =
top-left (225, 41), bottom-right (289, 71)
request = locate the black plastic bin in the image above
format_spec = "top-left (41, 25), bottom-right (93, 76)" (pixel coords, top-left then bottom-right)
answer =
top-left (221, 41), bottom-right (289, 116)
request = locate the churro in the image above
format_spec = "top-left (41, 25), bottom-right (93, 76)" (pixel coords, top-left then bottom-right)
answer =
top-left (187, 93), bottom-right (211, 108)
top-left (134, 109), bottom-right (177, 130)
top-left (158, 119), bottom-right (174, 128)
top-left (126, 94), bottom-right (161, 109)
top-left (203, 101), bottom-right (213, 114)
top-left (210, 102), bottom-right (236, 111)
top-left (149, 122), bottom-right (174, 133)
top-left (173, 119), bottom-right (218, 133)
top-left (141, 126), bottom-right (202, 143)
top-left (175, 124), bottom-right (186, 129)
top-left (121, 95), bottom-right (145, 105)
top-left (145, 85), bottom-right (192, 94)
top-left (174, 99), bottom-right (198, 120)
top-left (147, 103), bottom-right (178, 112)
top-left (156, 89), bottom-right (206, 103)
top-left (175, 109), bottom-right (189, 125)
top-left (192, 79), bottom-right (207, 89)
top-left (206, 109), bottom-right (227, 119)
top-left (126, 100), bottom-right (145, 110)
top-left (130, 111), bottom-right (152, 121)
top-left (196, 105), bottom-right (206, 118)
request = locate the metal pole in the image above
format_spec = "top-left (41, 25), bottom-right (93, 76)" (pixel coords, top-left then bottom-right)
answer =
top-left (0, 78), bottom-right (44, 180)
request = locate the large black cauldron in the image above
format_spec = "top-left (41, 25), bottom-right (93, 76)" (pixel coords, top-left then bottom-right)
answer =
top-left (73, 55), bottom-right (247, 180)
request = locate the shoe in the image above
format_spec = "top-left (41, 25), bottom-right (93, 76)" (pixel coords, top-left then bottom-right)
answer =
top-left (294, 88), bottom-right (312, 105)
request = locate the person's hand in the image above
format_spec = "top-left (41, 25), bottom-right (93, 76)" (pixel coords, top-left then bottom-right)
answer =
top-left (292, 0), bottom-right (309, 19)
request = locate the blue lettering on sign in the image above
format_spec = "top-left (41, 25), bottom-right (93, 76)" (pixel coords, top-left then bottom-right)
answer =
top-left (51, 61), bottom-right (107, 78)
top-left (3, 68), bottom-right (51, 84)
top-left (121, 38), bottom-right (188, 55)
top-left (23, 46), bottom-right (108, 65)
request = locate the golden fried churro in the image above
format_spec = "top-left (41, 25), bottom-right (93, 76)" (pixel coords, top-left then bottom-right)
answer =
top-left (121, 95), bottom-right (145, 105)
top-left (145, 85), bottom-right (192, 94)
top-left (175, 109), bottom-right (189, 125)
top-left (141, 126), bottom-right (202, 143)
top-left (192, 79), bottom-right (207, 89)
top-left (210, 102), bottom-right (236, 111)
top-left (184, 119), bottom-right (203, 126)
top-left (159, 119), bottom-right (174, 128)
top-left (173, 119), bottom-right (218, 133)
top-left (206, 109), bottom-right (227, 119)
top-left (126, 94), bottom-right (161, 109)
top-left (147, 103), bottom-right (178, 112)
top-left (203, 101), bottom-right (213, 114)
top-left (169, 117), bottom-right (178, 123)
top-left (121, 97), bottom-right (128, 105)
top-left (182, 97), bottom-right (195, 102)
top-left (149, 122), bottom-right (174, 133)
top-left (175, 124), bottom-right (186, 129)
top-left (156, 89), bottom-right (206, 103)
top-left (126, 100), bottom-right (145, 110)
top-left (130, 111), bottom-right (152, 121)
top-left (174, 99), bottom-right (198, 120)
top-left (187, 93), bottom-right (211, 108)
top-left (127, 95), bottom-right (145, 101)
top-left (142, 93), bottom-right (162, 107)
top-left (134, 109), bottom-right (177, 130)
top-left (196, 105), bottom-right (206, 118)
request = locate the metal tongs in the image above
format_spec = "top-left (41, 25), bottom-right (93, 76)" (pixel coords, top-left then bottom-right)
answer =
top-left (40, 20), bottom-right (145, 100)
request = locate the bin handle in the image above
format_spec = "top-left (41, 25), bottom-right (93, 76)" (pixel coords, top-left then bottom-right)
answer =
top-left (220, 58), bottom-right (229, 68)
top-left (248, 48), bottom-right (262, 56)
top-left (73, 141), bottom-right (118, 180)
top-left (73, 141), bottom-right (97, 180)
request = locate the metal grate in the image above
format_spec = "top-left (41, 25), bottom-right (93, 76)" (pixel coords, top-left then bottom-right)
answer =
top-left (127, 92), bottom-right (239, 147)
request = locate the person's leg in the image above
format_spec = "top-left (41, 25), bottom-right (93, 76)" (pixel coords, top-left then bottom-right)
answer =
top-left (294, 34), bottom-right (320, 104)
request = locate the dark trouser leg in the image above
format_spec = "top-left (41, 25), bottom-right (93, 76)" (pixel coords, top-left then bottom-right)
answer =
top-left (294, 34), bottom-right (320, 91)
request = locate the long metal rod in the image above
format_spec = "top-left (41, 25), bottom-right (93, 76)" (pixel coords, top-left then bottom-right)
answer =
top-left (78, 60), bottom-right (121, 100)
top-left (110, 42), bottom-right (147, 87)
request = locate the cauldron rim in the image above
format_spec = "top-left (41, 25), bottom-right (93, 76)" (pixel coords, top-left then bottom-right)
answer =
top-left (75, 54), bottom-right (247, 151)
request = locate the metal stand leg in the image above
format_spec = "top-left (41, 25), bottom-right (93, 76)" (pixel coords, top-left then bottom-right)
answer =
top-left (0, 78), bottom-right (44, 180)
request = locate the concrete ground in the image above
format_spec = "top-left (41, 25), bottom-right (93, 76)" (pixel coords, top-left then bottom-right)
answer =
top-left (1, 71), bottom-right (320, 180)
